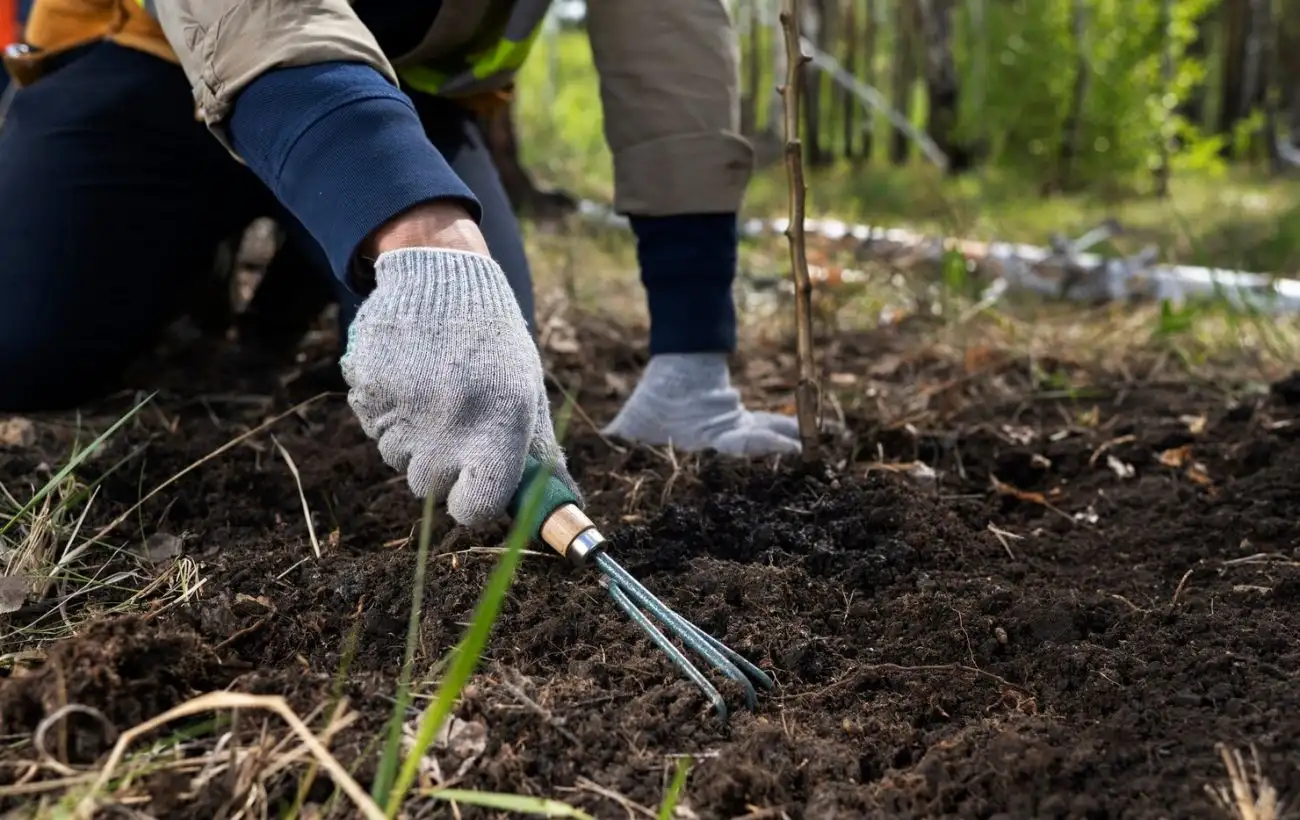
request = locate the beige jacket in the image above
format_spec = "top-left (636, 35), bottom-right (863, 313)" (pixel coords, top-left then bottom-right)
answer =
top-left (145, 0), bottom-right (753, 216)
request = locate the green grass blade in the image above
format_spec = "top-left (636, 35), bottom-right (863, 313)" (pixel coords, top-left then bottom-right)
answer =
top-left (382, 396), bottom-right (576, 818)
top-left (657, 756), bottom-right (693, 820)
top-left (382, 462), bottom-right (554, 818)
top-left (371, 491), bottom-right (436, 805)
top-left (422, 788), bottom-right (594, 819)
top-left (0, 393), bottom-right (154, 540)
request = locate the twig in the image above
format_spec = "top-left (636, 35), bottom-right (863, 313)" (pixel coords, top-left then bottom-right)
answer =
top-left (778, 0), bottom-right (820, 458)
top-left (986, 522), bottom-right (1023, 560)
top-left (77, 691), bottom-right (384, 820)
top-left (569, 777), bottom-right (656, 819)
top-left (495, 667), bottom-right (579, 744)
top-left (1170, 567), bottom-right (1196, 607)
top-left (271, 435), bottom-right (321, 559)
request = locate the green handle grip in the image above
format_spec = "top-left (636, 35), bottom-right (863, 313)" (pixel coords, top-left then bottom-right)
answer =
top-left (507, 454), bottom-right (580, 542)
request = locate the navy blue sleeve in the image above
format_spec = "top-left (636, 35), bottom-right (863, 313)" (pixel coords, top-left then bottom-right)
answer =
top-left (228, 61), bottom-right (480, 286)
top-left (630, 213), bottom-right (739, 355)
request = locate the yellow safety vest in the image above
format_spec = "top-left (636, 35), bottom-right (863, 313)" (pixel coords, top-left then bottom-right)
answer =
top-left (132, 0), bottom-right (551, 99)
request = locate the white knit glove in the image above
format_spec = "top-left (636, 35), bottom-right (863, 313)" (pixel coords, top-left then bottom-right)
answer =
top-left (341, 248), bottom-right (579, 527)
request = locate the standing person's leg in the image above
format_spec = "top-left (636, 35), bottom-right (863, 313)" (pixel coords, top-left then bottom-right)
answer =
top-left (407, 94), bottom-right (537, 331)
top-left (0, 41), bottom-right (269, 411)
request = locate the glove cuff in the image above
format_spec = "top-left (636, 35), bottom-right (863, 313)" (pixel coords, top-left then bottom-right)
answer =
top-left (371, 248), bottom-right (525, 323)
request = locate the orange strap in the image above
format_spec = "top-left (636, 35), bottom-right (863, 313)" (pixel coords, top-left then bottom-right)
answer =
top-left (0, 0), bottom-right (19, 47)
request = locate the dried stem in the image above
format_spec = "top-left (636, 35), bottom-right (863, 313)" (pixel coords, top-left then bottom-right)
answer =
top-left (778, 0), bottom-right (820, 458)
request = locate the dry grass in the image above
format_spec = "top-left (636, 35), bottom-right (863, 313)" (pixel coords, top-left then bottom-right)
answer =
top-left (0, 691), bottom-right (371, 819)
top-left (1207, 744), bottom-right (1286, 820)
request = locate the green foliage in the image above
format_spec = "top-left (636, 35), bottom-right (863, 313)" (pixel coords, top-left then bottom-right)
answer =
top-left (956, 0), bottom-right (1221, 188)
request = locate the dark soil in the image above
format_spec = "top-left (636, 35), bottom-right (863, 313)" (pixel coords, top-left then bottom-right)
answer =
top-left (2, 321), bottom-right (1298, 819)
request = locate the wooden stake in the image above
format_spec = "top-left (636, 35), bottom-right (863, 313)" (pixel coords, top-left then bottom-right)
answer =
top-left (778, 0), bottom-right (820, 458)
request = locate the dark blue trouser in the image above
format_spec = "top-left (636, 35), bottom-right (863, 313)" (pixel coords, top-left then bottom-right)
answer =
top-left (0, 41), bottom-right (534, 412)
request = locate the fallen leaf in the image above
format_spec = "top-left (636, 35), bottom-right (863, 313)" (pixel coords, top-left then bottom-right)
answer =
top-left (963, 345), bottom-right (1001, 372)
top-left (140, 532), bottom-right (184, 563)
top-left (1186, 463), bottom-right (1213, 486)
top-left (866, 461), bottom-right (938, 489)
top-left (0, 575), bottom-right (27, 614)
top-left (1159, 445), bottom-right (1193, 468)
top-left (436, 716), bottom-right (488, 761)
top-left (0, 417), bottom-right (35, 448)
top-left (545, 335), bottom-right (580, 354)
top-left (828, 372), bottom-right (857, 386)
top-left (1106, 455), bottom-right (1135, 479)
top-left (401, 715), bottom-right (488, 783)
top-left (1001, 425), bottom-right (1037, 446)
top-left (604, 372), bottom-right (631, 397)
top-left (1180, 414), bottom-right (1207, 435)
top-left (868, 354), bottom-right (904, 378)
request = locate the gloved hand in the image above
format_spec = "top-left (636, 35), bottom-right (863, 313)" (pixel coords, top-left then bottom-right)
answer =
top-left (603, 353), bottom-right (802, 456)
top-left (341, 248), bottom-right (580, 527)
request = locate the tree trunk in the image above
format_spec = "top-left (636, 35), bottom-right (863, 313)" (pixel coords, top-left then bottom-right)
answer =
top-left (1055, 0), bottom-right (1090, 192)
top-left (1177, 13), bottom-right (1209, 127)
top-left (889, 1), bottom-right (918, 165)
top-left (918, 0), bottom-right (969, 172)
top-left (1153, 0), bottom-right (1174, 196)
top-left (1217, 0), bottom-right (1251, 137)
top-left (802, 0), bottom-right (826, 166)
top-left (768, 1), bottom-right (787, 135)
top-left (860, 0), bottom-right (878, 161)
top-left (841, 0), bottom-right (858, 159)
top-left (1257, 0), bottom-right (1286, 171)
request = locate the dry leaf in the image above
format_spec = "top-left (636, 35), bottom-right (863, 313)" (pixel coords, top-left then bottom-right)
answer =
top-left (0, 417), bottom-right (35, 448)
top-left (1106, 455), bottom-right (1135, 479)
top-left (1180, 414), bottom-right (1207, 435)
top-left (868, 353), bottom-right (904, 378)
top-left (604, 371), bottom-right (631, 397)
top-left (140, 532), bottom-right (183, 563)
top-left (866, 461), bottom-right (938, 489)
top-left (1159, 445), bottom-right (1193, 468)
top-left (963, 345), bottom-right (1000, 372)
top-left (1001, 425), bottom-right (1037, 446)
top-left (828, 372), bottom-right (858, 386)
top-left (1186, 463), bottom-right (1213, 486)
top-left (0, 575), bottom-right (27, 614)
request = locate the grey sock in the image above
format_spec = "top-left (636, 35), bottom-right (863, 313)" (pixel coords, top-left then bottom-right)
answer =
top-left (602, 353), bottom-right (801, 456)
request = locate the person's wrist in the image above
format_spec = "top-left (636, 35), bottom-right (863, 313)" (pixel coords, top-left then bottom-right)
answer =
top-left (365, 200), bottom-right (490, 257)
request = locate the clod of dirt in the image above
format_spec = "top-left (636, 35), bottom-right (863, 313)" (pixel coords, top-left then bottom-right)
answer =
top-left (0, 617), bottom-right (229, 763)
top-left (1271, 370), bottom-right (1300, 404)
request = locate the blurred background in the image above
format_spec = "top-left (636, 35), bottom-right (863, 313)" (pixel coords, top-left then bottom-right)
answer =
top-left (504, 0), bottom-right (1300, 279)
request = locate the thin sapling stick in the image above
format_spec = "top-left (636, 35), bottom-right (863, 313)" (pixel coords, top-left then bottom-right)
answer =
top-left (778, 0), bottom-right (820, 458)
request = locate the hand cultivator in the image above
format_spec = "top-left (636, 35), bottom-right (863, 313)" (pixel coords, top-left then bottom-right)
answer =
top-left (508, 457), bottom-right (773, 720)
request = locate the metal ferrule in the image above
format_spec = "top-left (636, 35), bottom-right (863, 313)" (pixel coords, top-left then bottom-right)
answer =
top-left (539, 503), bottom-right (607, 567)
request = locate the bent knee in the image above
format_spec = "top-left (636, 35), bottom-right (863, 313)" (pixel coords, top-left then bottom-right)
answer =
top-left (0, 326), bottom-right (131, 412)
